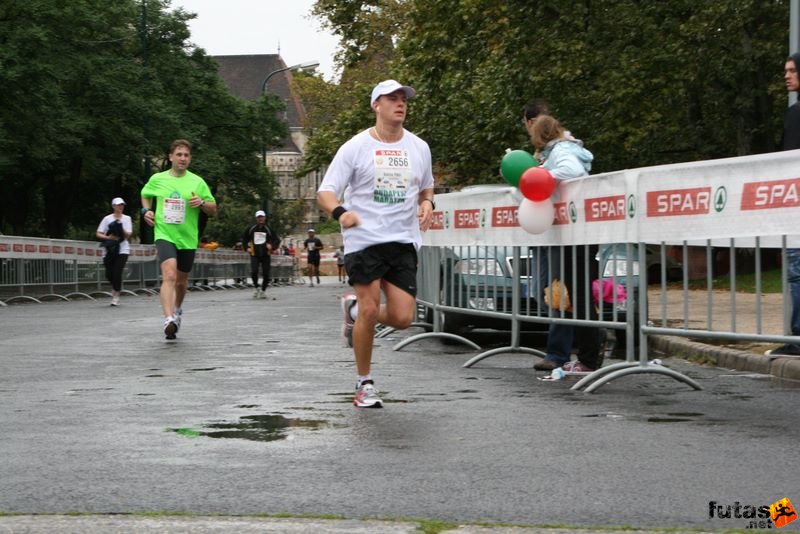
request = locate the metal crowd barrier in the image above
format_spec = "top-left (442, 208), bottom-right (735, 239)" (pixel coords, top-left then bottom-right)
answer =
top-left (405, 239), bottom-right (799, 393)
top-left (405, 243), bottom-right (642, 368)
top-left (396, 149), bottom-right (800, 392)
top-left (0, 235), bottom-right (294, 304)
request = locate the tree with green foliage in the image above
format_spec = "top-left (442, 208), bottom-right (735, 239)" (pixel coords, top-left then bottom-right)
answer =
top-left (0, 0), bottom-right (287, 240)
top-left (302, 0), bottom-right (788, 189)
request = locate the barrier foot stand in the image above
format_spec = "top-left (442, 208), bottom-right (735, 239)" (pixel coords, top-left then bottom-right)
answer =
top-left (393, 332), bottom-right (480, 352)
top-left (39, 293), bottom-right (71, 302)
top-left (463, 346), bottom-right (545, 368)
top-left (571, 361), bottom-right (702, 393)
top-left (570, 361), bottom-right (639, 391)
top-left (375, 321), bottom-right (430, 339)
top-left (5, 295), bottom-right (43, 304)
top-left (134, 288), bottom-right (159, 296)
top-left (65, 292), bottom-right (95, 301)
top-left (375, 325), bottom-right (395, 338)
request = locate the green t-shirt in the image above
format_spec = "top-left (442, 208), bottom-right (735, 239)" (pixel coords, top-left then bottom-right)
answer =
top-left (141, 170), bottom-right (215, 250)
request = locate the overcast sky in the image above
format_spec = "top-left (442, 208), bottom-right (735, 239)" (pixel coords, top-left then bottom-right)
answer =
top-left (169, 0), bottom-right (341, 81)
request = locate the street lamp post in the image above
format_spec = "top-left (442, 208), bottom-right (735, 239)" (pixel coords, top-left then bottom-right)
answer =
top-left (260, 60), bottom-right (320, 211)
top-left (261, 60), bottom-right (320, 96)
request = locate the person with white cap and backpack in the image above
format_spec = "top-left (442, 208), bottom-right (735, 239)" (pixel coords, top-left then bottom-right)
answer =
top-left (96, 197), bottom-right (133, 306)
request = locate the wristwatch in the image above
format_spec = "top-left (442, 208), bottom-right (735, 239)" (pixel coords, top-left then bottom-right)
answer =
top-left (140, 207), bottom-right (151, 215)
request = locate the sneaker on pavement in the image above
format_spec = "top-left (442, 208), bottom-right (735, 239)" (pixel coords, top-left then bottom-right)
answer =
top-left (164, 316), bottom-right (179, 339)
top-left (341, 293), bottom-right (357, 348)
top-left (561, 361), bottom-right (597, 374)
top-left (765, 344), bottom-right (800, 356)
top-left (110, 296), bottom-right (120, 306)
top-left (253, 288), bottom-right (260, 298)
top-left (354, 382), bottom-right (383, 408)
top-left (259, 289), bottom-right (267, 299)
top-left (533, 358), bottom-right (561, 371)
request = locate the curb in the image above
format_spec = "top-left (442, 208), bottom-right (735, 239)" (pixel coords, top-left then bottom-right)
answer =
top-left (650, 335), bottom-right (800, 382)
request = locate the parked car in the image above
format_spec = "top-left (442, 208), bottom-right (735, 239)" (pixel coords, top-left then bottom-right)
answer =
top-left (425, 243), bottom-right (678, 343)
top-left (427, 246), bottom-right (548, 335)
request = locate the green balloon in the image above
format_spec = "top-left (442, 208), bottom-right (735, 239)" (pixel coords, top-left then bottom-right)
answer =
top-left (500, 150), bottom-right (538, 187)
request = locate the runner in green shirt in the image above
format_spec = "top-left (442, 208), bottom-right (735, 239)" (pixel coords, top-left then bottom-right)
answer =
top-left (141, 139), bottom-right (217, 339)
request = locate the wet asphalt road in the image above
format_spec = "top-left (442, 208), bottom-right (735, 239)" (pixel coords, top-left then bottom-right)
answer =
top-left (0, 278), bottom-right (798, 531)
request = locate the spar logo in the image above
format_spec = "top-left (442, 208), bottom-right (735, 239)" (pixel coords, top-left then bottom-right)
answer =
top-left (553, 202), bottom-right (570, 225)
top-left (492, 206), bottom-right (518, 227)
top-left (429, 211), bottom-right (445, 230)
top-left (741, 177), bottom-right (800, 210)
top-left (709, 497), bottom-right (797, 529)
top-left (454, 208), bottom-right (485, 229)
top-left (585, 194), bottom-right (626, 222)
top-left (646, 186), bottom-right (713, 217)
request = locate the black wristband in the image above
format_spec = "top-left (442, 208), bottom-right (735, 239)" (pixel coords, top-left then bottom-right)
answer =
top-left (423, 198), bottom-right (436, 210)
top-left (332, 206), bottom-right (347, 221)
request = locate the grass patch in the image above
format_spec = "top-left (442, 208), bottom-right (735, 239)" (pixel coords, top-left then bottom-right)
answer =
top-left (682, 268), bottom-right (782, 293)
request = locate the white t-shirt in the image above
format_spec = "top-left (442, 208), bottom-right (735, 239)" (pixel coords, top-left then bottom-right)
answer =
top-left (318, 128), bottom-right (434, 254)
top-left (96, 214), bottom-right (133, 255)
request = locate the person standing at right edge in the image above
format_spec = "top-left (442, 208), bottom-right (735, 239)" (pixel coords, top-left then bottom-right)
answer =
top-left (766, 53), bottom-right (800, 355)
top-left (141, 139), bottom-right (217, 340)
top-left (317, 79), bottom-right (435, 408)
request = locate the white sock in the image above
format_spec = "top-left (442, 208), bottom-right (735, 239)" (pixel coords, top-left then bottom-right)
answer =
top-left (349, 303), bottom-right (358, 322)
top-left (356, 374), bottom-right (372, 388)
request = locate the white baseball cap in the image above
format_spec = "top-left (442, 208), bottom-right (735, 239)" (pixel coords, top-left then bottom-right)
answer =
top-left (370, 79), bottom-right (416, 106)
top-left (255, 210), bottom-right (266, 217)
top-left (308, 228), bottom-right (315, 233)
top-left (111, 197), bottom-right (125, 206)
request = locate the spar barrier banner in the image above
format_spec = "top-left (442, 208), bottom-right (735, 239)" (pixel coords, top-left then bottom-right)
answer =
top-left (424, 150), bottom-right (800, 248)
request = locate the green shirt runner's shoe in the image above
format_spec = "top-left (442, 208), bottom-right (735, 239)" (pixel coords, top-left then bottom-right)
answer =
top-left (141, 170), bottom-right (215, 250)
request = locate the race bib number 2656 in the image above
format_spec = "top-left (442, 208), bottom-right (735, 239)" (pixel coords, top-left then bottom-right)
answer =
top-left (373, 149), bottom-right (412, 204)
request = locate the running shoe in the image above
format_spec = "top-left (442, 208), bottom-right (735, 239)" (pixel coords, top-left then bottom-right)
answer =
top-left (173, 308), bottom-right (182, 329)
top-left (253, 288), bottom-right (260, 298)
top-left (354, 382), bottom-right (383, 408)
top-left (110, 296), bottom-right (120, 306)
top-left (341, 293), bottom-right (357, 348)
top-left (164, 316), bottom-right (179, 339)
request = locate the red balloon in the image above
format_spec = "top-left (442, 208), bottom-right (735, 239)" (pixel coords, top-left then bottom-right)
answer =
top-left (519, 166), bottom-right (555, 201)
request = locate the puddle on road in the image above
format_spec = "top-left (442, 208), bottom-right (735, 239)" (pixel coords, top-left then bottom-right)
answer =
top-left (583, 411), bottom-right (706, 424)
top-left (167, 413), bottom-right (339, 442)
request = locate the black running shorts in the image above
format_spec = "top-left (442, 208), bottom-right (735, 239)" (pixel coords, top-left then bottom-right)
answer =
top-left (344, 242), bottom-right (418, 297)
top-left (155, 240), bottom-right (196, 274)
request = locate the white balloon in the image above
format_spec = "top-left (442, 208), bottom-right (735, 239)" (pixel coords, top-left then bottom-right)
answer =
top-left (518, 198), bottom-right (555, 234)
